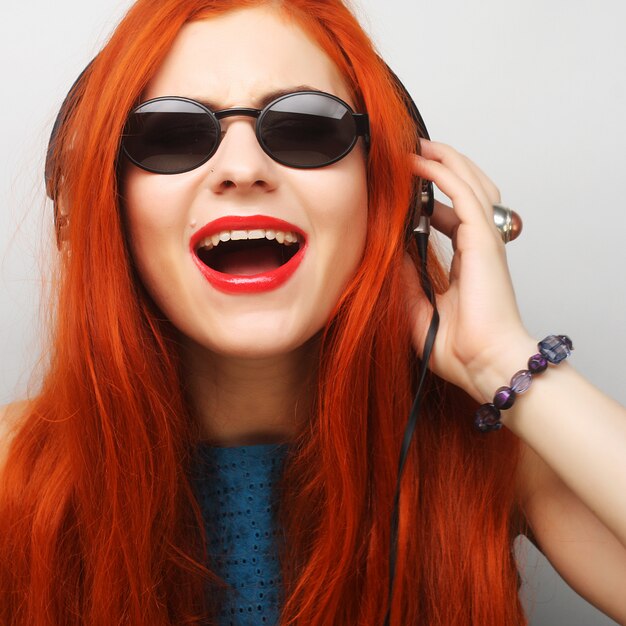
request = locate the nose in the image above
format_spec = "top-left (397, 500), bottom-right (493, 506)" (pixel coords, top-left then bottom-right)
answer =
top-left (205, 116), bottom-right (278, 194)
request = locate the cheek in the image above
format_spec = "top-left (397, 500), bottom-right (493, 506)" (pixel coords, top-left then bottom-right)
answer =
top-left (314, 159), bottom-right (368, 258)
top-left (298, 156), bottom-right (369, 298)
top-left (121, 169), bottom-right (190, 273)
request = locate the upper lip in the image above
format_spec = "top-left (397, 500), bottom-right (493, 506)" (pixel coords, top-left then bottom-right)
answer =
top-left (190, 214), bottom-right (307, 250)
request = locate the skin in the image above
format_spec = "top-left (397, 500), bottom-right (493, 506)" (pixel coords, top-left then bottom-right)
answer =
top-left (121, 7), bottom-right (368, 446)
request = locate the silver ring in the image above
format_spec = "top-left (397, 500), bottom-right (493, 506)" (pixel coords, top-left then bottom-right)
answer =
top-left (492, 203), bottom-right (522, 244)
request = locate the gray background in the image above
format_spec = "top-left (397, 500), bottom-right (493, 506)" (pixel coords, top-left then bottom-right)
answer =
top-left (1, 1), bottom-right (624, 624)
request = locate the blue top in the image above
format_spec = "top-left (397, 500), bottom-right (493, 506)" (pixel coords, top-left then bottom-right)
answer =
top-left (191, 442), bottom-right (290, 626)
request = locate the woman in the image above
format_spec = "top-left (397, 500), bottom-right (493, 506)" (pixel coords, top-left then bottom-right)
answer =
top-left (1, 0), bottom-right (625, 624)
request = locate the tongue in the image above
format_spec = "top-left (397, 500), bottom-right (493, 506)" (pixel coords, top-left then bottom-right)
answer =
top-left (215, 247), bottom-right (284, 275)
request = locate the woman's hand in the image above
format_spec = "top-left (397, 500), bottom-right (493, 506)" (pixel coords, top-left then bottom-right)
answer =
top-left (402, 139), bottom-right (535, 403)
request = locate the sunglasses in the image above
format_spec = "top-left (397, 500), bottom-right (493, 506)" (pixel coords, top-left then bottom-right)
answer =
top-left (121, 90), bottom-right (370, 174)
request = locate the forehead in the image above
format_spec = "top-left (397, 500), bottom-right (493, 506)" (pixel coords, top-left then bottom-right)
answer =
top-left (142, 6), bottom-right (354, 108)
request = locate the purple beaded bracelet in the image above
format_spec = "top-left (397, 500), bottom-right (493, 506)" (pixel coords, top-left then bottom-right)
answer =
top-left (474, 335), bottom-right (574, 433)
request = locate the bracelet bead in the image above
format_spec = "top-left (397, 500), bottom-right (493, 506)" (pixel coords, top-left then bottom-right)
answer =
top-left (510, 370), bottom-right (532, 393)
top-left (475, 404), bottom-right (503, 433)
top-left (528, 353), bottom-right (548, 373)
top-left (493, 386), bottom-right (516, 409)
top-left (473, 334), bottom-right (573, 433)
top-left (538, 335), bottom-right (573, 364)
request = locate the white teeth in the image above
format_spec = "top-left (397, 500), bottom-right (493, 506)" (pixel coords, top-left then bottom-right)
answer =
top-left (198, 236), bottom-right (214, 250)
top-left (195, 228), bottom-right (301, 251)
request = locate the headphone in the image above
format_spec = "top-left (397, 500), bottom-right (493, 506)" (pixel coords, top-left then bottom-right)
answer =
top-left (45, 56), bottom-right (440, 626)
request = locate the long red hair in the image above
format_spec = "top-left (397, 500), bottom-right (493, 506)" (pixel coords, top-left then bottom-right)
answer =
top-left (0, 1), bottom-right (526, 624)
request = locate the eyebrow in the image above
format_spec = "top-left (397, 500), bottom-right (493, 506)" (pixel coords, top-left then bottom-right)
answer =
top-left (192, 85), bottom-right (324, 110)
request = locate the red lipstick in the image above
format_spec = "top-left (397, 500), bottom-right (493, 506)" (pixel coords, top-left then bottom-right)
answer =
top-left (190, 215), bottom-right (307, 294)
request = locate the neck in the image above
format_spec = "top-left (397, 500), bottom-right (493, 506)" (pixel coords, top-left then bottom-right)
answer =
top-left (182, 337), bottom-right (319, 447)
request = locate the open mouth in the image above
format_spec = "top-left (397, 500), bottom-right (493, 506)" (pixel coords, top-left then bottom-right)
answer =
top-left (194, 228), bottom-right (304, 276)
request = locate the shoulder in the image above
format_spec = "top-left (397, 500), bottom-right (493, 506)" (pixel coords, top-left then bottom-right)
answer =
top-left (0, 400), bottom-right (31, 476)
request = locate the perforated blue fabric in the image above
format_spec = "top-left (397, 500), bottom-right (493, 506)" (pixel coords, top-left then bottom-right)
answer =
top-left (191, 442), bottom-right (290, 626)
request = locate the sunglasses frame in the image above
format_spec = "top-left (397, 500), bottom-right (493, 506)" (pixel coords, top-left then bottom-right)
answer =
top-left (121, 90), bottom-right (370, 174)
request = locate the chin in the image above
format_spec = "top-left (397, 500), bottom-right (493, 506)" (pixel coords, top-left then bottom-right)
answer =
top-left (182, 323), bottom-right (323, 362)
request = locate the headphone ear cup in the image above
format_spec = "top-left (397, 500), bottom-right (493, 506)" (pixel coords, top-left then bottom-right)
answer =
top-left (53, 193), bottom-right (70, 249)
top-left (46, 60), bottom-right (95, 250)
top-left (404, 178), bottom-right (422, 248)
top-left (404, 178), bottom-right (434, 249)
top-left (55, 217), bottom-right (70, 249)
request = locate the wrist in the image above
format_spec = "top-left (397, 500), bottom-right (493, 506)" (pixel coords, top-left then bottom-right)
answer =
top-left (469, 333), bottom-right (538, 404)
top-left (472, 334), bottom-right (575, 433)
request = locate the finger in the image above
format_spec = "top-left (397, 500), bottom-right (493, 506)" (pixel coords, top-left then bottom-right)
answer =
top-left (460, 155), bottom-right (501, 205)
top-left (430, 199), bottom-right (460, 240)
top-left (429, 162), bottom-right (503, 235)
top-left (419, 140), bottom-right (496, 224)
top-left (411, 154), bottom-right (492, 236)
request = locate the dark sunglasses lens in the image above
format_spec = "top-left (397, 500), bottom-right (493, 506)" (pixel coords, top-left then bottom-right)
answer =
top-left (260, 93), bottom-right (357, 167)
top-left (123, 99), bottom-right (218, 174)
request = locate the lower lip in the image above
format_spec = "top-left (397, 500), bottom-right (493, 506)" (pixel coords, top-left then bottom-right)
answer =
top-left (192, 243), bottom-right (307, 294)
